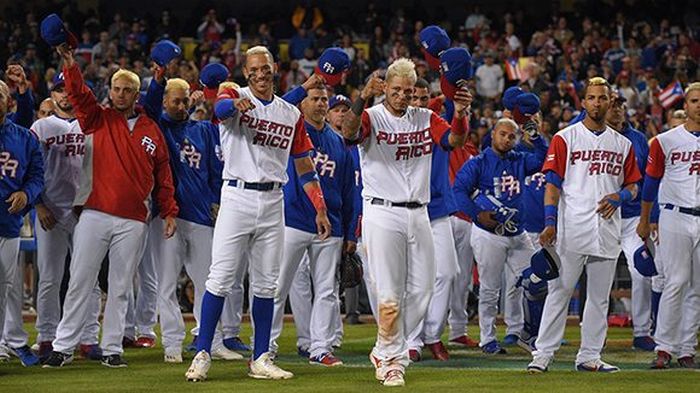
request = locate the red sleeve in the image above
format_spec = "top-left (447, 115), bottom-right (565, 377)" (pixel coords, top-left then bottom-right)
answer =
top-left (356, 111), bottom-right (371, 143)
top-left (623, 145), bottom-right (642, 185)
top-left (541, 134), bottom-right (567, 178)
top-left (216, 86), bottom-right (239, 103)
top-left (290, 115), bottom-right (314, 156)
top-left (645, 137), bottom-right (665, 179)
top-left (64, 63), bottom-right (104, 134)
top-left (429, 111), bottom-right (451, 144)
top-left (152, 127), bottom-right (179, 218)
top-left (428, 96), bottom-right (444, 114)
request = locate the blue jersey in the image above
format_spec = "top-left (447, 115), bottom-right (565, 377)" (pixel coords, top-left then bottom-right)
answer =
top-left (144, 81), bottom-right (223, 227)
top-left (453, 137), bottom-right (547, 236)
top-left (619, 124), bottom-right (648, 219)
top-left (428, 144), bottom-right (457, 220)
top-left (8, 90), bottom-right (34, 129)
top-left (515, 142), bottom-right (547, 233)
top-left (0, 118), bottom-right (44, 238)
top-left (284, 122), bottom-right (357, 241)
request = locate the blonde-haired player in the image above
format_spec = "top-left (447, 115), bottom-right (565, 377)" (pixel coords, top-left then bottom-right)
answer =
top-left (342, 58), bottom-right (471, 386)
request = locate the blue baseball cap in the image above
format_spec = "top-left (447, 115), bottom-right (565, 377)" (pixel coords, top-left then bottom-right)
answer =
top-left (315, 47), bottom-right (350, 87)
top-left (634, 242), bottom-right (657, 277)
top-left (199, 63), bottom-right (230, 89)
top-left (530, 247), bottom-right (560, 281)
top-left (439, 47), bottom-right (473, 99)
top-left (512, 92), bottom-right (541, 124)
top-left (150, 39), bottom-right (181, 67)
top-left (40, 14), bottom-right (78, 49)
top-left (51, 72), bottom-right (65, 91)
top-left (419, 25), bottom-right (451, 71)
top-left (329, 94), bottom-right (351, 110)
top-left (502, 86), bottom-right (524, 111)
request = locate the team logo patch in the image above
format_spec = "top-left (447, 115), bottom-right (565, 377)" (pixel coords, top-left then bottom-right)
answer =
top-left (313, 152), bottom-right (336, 178)
top-left (141, 136), bottom-right (157, 156)
top-left (0, 151), bottom-right (19, 179)
top-left (179, 138), bottom-right (202, 169)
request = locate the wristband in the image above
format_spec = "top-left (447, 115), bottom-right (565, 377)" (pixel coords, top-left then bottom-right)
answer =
top-left (544, 204), bottom-right (558, 227)
top-left (299, 171), bottom-right (319, 186)
top-left (617, 188), bottom-right (633, 203)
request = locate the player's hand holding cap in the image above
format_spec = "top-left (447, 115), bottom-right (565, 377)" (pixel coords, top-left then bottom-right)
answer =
top-left (512, 92), bottom-right (540, 125)
top-left (502, 86), bottom-right (524, 111)
top-left (200, 63), bottom-right (230, 100)
top-left (40, 13), bottom-right (78, 49)
top-left (439, 47), bottom-right (473, 100)
top-left (150, 39), bottom-right (182, 67)
top-left (314, 47), bottom-right (351, 87)
top-left (419, 25), bottom-right (451, 71)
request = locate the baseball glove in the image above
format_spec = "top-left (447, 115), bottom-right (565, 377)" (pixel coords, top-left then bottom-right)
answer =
top-left (339, 252), bottom-right (363, 290)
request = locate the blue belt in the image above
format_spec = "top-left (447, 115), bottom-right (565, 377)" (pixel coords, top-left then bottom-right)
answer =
top-left (227, 179), bottom-right (281, 192)
top-left (370, 197), bottom-right (424, 209)
top-left (664, 204), bottom-right (700, 217)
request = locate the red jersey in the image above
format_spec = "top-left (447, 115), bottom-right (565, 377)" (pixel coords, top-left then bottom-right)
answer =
top-left (64, 63), bottom-right (178, 222)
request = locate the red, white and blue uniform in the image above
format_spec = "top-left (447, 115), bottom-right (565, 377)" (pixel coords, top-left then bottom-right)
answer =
top-left (453, 136), bottom-right (547, 346)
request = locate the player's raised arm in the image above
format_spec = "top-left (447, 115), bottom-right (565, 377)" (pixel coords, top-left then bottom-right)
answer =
top-left (57, 44), bottom-right (104, 133)
top-left (341, 72), bottom-right (384, 141)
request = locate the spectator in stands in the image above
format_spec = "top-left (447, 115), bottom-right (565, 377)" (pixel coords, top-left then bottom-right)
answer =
top-left (289, 27), bottom-right (314, 60)
top-left (197, 9), bottom-right (224, 43)
top-left (474, 52), bottom-right (504, 100)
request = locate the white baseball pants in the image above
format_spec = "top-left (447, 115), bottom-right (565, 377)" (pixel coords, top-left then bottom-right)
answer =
top-left (448, 217), bottom-right (474, 340)
top-left (0, 237), bottom-right (20, 343)
top-left (620, 216), bottom-right (653, 337)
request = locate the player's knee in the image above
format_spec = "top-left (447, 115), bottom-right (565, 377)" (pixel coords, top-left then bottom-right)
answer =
top-left (205, 280), bottom-right (231, 297)
top-left (377, 300), bottom-right (401, 343)
top-left (251, 283), bottom-right (276, 298)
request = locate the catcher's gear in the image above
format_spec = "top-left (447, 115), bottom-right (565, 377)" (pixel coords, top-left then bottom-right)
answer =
top-left (339, 252), bottom-right (363, 290)
top-left (530, 246), bottom-right (560, 281)
top-left (472, 191), bottom-right (519, 235)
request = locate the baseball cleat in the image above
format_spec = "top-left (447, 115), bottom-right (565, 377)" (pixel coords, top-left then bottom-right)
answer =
top-left (409, 349), bottom-right (421, 362)
top-left (164, 347), bottom-right (183, 364)
top-left (677, 356), bottom-right (697, 369)
top-left (122, 336), bottom-right (137, 348)
top-left (223, 337), bottom-right (251, 352)
top-left (425, 341), bottom-right (449, 361)
top-left (632, 336), bottom-right (656, 352)
top-left (309, 352), bottom-right (343, 367)
top-left (449, 335), bottom-right (479, 348)
top-left (186, 350), bottom-right (211, 382)
top-left (576, 359), bottom-right (619, 373)
top-left (502, 334), bottom-right (520, 346)
top-left (101, 354), bottom-right (128, 368)
top-left (37, 341), bottom-right (53, 360)
top-left (79, 344), bottom-right (103, 360)
top-left (527, 355), bottom-right (551, 374)
top-left (517, 337), bottom-right (537, 354)
top-left (41, 351), bottom-right (73, 368)
top-left (135, 336), bottom-right (156, 348)
top-left (248, 352), bottom-right (294, 380)
top-left (11, 345), bottom-right (40, 367)
top-left (211, 345), bottom-right (244, 360)
top-left (0, 345), bottom-right (10, 362)
top-left (297, 346), bottom-right (310, 358)
top-left (382, 369), bottom-right (405, 387)
top-left (369, 350), bottom-right (384, 381)
top-left (650, 351), bottom-right (672, 369)
top-left (185, 336), bottom-right (197, 353)
top-left (482, 340), bottom-right (507, 354)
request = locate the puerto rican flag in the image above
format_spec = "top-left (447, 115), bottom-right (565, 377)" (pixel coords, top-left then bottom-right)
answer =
top-left (659, 82), bottom-right (684, 109)
top-left (505, 58), bottom-right (523, 81)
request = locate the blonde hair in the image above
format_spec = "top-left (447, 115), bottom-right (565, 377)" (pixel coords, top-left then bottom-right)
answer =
top-left (218, 81), bottom-right (240, 94)
top-left (111, 69), bottom-right (140, 90)
top-left (684, 82), bottom-right (700, 97)
top-left (165, 78), bottom-right (190, 95)
top-left (386, 58), bottom-right (417, 84)
top-left (494, 117), bottom-right (519, 132)
top-left (0, 80), bottom-right (9, 98)
top-left (246, 46), bottom-right (274, 63)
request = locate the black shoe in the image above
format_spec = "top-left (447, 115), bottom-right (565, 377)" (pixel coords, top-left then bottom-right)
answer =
top-left (101, 354), bottom-right (128, 368)
top-left (41, 351), bottom-right (73, 368)
top-left (344, 313), bottom-right (362, 325)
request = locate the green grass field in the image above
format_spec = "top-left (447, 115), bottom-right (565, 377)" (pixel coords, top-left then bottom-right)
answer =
top-left (1, 322), bottom-right (697, 392)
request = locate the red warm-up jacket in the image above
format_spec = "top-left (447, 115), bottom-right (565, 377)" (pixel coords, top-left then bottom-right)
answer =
top-left (64, 63), bottom-right (178, 222)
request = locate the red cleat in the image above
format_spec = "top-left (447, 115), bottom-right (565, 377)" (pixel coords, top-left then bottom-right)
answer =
top-left (38, 341), bottom-right (53, 360)
top-left (426, 341), bottom-right (449, 361)
top-left (135, 336), bottom-right (156, 348)
top-left (409, 349), bottom-right (421, 362)
top-left (122, 336), bottom-right (137, 348)
top-left (449, 335), bottom-right (479, 348)
top-left (650, 351), bottom-right (672, 369)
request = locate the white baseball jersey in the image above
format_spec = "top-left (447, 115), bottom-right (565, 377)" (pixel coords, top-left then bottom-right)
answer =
top-left (30, 115), bottom-right (85, 220)
top-left (217, 87), bottom-right (312, 184)
top-left (357, 104), bottom-right (450, 204)
top-left (543, 122), bottom-right (641, 259)
top-left (646, 125), bottom-right (700, 208)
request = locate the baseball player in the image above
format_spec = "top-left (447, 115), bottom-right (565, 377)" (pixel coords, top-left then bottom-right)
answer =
top-left (406, 78), bottom-right (469, 362)
top-left (453, 114), bottom-right (548, 355)
top-left (38, 98), bottom-right (55, 119)
top-left (185, 45), bottom-right (331, 382)
top-left (528, 77), bottom-right (641, 373)
top-left (29, 73), bottom-right (103, 362)
top-left (604, 92), bottom-right (656, 351)
top-left (42, 44), bottom-right (179, 369)
top-left (142, 71), bottom-right (245, 362)
top-left (638, 82), bottom-right (700, 369)
top-left (0, 80), bottom-right (44, 366)
top-left (341, 58), bottom-right (470, 387)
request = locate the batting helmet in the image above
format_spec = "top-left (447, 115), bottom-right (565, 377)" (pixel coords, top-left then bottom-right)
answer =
top-left (634, 242), bottom-right (657, 277)
top-left (530, 246), bottom-right (560, 281)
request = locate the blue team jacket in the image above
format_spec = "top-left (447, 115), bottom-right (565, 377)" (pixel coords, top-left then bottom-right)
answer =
top-left (144, 80), bottom-right (223, 227)
top-left (453, 137), bottom-right (547, 236)
top-left (620, 124), bottom-right (648, 219)
top-left (428, 100), bottom-right (457, 221)
top-left (515, 142), bottom-right (547, 233)
top-left (0, 118), bottom-right (44, 237)
top-left (284, 122), bottom-right (357, 241)
top-left (8, 90), bottom-right (34, 129)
